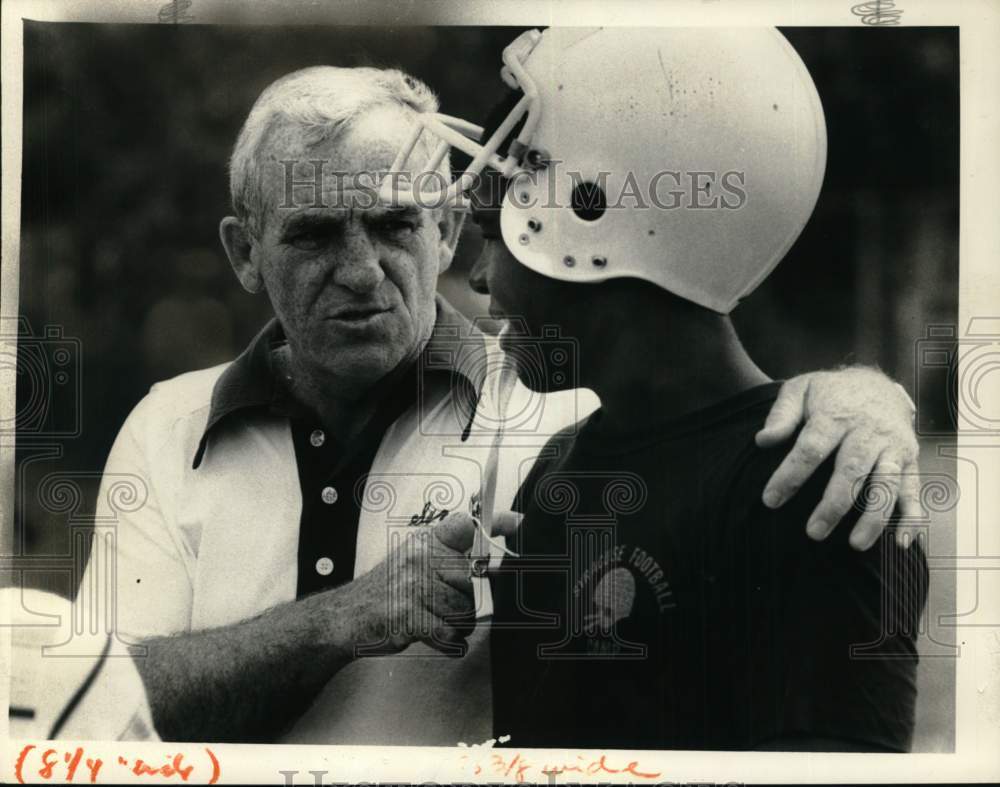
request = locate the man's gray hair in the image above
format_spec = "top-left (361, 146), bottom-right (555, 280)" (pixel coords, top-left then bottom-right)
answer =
top-left (229, 66), bottom-right (443, 237)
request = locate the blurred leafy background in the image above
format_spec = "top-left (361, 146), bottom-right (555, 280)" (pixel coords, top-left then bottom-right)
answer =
top-left (13, 23), bottom-right (957, 750)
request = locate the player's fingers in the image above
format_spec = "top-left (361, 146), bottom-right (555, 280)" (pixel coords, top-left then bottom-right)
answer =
top-left (762, 416), bottom-right (844, 509)
top-left (804, 432), bottom-right (878, 541)
top-left (895, 462), bottom-right (923, 549)
top-left (755, 375), bottom-right (810, 447)
top-left (848, 454), bottom-right (903, 551)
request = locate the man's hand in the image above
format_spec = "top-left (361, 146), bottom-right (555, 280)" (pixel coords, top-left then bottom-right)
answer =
top-left (134, 514), bottom-right (480, 742)
top-left (349, 512), bottom-right (478, 656)
top-left (755, 368), bottom-right (920, 551)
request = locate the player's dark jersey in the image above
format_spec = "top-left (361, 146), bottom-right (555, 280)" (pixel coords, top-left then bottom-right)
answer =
top-left (490, 382), bottom-right (928, 751)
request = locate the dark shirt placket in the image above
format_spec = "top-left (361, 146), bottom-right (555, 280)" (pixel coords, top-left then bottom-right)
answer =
top-left (290, 375), bottom-right (417, 598)
top-left (292, 422), bottom-right (368, 596)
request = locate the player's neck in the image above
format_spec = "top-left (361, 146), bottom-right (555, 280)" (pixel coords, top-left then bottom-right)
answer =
top-left (584, 311), bottom-right (771, 437)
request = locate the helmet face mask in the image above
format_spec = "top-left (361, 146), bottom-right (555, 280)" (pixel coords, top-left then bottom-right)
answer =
top-left (384, 27), bottom-right (828, 315)
top-left (382, 29), bottom-right (546, 208)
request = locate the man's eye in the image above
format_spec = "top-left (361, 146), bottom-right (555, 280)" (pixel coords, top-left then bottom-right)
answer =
top-left (287, 229), bottom-right (331, 251)
top-left (378, 218), bottom-right (417, 236)
top-left (282, 217), bottom-right (345, 250)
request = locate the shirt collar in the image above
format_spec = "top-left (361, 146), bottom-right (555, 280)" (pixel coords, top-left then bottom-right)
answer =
top-left (192, 295), bottom-right (488, 469)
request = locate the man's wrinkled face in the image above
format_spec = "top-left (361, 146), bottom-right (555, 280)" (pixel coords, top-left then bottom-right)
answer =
top-left (252, 105), bottom-right (446, 388)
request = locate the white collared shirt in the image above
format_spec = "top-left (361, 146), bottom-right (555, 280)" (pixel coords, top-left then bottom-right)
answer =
top-left (79, 325), bottom-right (596, 744)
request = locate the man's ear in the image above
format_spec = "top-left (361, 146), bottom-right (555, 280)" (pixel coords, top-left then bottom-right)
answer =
top-left (435, 207), bottom-right (465, 275)
top-left (219, 216), bottom-right (263, 294)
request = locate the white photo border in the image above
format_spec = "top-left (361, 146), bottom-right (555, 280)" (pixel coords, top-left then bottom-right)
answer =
top-left (2, 0), bottom-right (998, 783)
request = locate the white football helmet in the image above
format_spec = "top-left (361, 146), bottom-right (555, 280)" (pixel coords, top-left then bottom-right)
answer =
top-left (384, 27), bottom-right (827, 314)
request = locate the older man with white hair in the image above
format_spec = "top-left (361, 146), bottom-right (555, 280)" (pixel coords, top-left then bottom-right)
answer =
top-left (74, 64), bottom-right (922, 744)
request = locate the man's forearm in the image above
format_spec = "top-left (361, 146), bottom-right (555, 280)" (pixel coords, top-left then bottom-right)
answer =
top-left (131, 521), bottom-right (474, 742)
top-left (133, 587), bottom-right (361, 742)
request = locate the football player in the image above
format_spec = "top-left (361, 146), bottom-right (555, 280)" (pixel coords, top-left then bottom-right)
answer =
top-left (389, 27), bottom-right (928, 751)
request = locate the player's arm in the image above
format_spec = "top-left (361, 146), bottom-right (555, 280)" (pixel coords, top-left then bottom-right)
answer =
top-left (755, 366), bottom-right (920, 551)
top-left (737, 450), bottom-right (927, 753)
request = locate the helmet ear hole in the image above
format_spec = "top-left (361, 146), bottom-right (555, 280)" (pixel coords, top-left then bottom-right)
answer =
top-left (570, 181), bottom-right (607, 222)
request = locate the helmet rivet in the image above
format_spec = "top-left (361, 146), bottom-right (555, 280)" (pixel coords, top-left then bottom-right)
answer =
top-left (563, 255), bottom-right (576, 267)
top-left (525, 149), bottom-right (548, 169)
top-left (519, 234), bottom-right (530, 245)
top-left (527, 218), bottom-right (542, 233)
top-left (592, 256), bottom-right (608, 268)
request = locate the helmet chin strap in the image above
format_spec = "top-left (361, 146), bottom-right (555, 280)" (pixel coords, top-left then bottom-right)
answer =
top-left (469, 338), bottom-right (520, 616)
top-left (477, 330), bottom-right (520, 555)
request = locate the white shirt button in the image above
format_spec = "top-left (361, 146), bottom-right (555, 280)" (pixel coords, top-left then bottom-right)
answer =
top-left (310, 429), bottom-right (325, 447)
top-left (321, 486), bottom-right (338, 504)
top-left (315, 557), bottom-right (334, 576)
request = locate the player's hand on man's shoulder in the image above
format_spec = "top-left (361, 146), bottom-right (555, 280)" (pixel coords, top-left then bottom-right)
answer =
top-left (755, 367), bottom-right (920, 552)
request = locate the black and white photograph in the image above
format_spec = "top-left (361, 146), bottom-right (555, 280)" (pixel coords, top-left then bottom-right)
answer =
top-left (1, 0), bottom-right (997, 783)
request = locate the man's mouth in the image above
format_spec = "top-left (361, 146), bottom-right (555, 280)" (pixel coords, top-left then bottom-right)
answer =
top-left (326, 306), bottom-right (392, 324)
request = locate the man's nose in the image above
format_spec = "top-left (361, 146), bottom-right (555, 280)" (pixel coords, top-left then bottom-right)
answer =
top-left (333, 228), bottom-right (385, 294)
top-left (468, 249), bottom-right (491, 295)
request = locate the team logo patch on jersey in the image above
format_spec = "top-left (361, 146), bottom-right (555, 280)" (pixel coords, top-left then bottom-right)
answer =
top-left (584, 566), bottom-right (637, 632)
top-left (626, 545), bottom-right (676, 612)
top-left (569, 543), bottom-right (676, 656)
